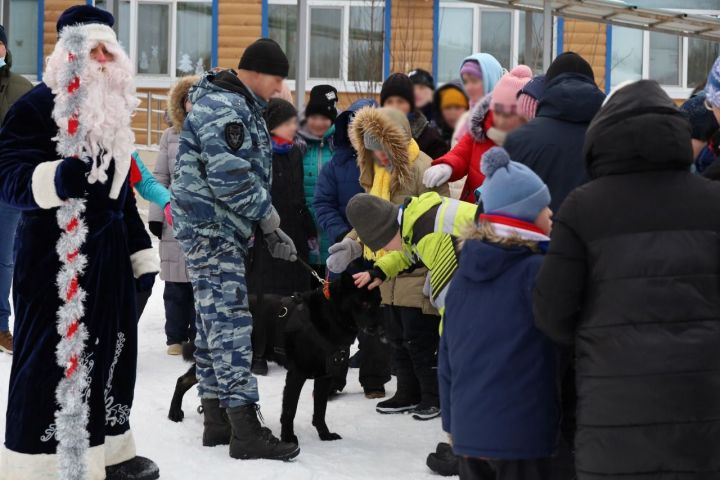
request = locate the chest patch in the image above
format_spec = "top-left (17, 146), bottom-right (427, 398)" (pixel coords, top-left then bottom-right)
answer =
top-left (225, 123), bottom-right (245, 151)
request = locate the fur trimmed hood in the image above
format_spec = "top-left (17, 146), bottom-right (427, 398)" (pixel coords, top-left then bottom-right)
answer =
top-left (349, 106), bottom-right (414, 193)
top-left (469, 93), bottom-right (493, 142)
top-left (168, 75), bottom-right (199, 133)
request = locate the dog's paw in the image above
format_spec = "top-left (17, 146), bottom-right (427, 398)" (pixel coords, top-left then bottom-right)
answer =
top-left (281, 433), bottom-right (299, 445)
top-left (319, 432), bottom-right (342, 441)
top-left (168, 408), bottom-right (185, 422)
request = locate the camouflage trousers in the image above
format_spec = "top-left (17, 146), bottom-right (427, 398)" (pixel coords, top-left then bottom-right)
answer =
top-left (180, 235), bottom-right (259, 408)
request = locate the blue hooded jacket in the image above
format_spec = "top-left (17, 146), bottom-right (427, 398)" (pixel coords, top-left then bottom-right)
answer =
top-left (313, 98), bottom-right (377, 244)
top-left (504, 73), bottom-right (605, 212)
top-left (460, 53), bottom-right (504, 93)
top-left (440, 235), bottom-right (560, 459)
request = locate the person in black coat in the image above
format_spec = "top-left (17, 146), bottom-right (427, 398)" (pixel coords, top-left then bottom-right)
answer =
top-left (247, 98), bottom-right (315, 374)
top-left (504, 52), bottom-right (605, 212)
top-left (534, 79), bottom-right (720, 480)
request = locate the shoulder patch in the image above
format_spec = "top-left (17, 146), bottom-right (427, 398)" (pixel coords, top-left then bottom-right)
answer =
top-left (225, 123), bottom-right (245, 151)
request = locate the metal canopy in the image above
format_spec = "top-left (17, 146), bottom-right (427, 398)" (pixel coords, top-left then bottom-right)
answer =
top-left (464, 0), bottom-right (720, 42)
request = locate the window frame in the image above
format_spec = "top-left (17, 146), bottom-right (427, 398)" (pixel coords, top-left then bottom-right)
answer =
top-left (96, 0), bottom-right (214, 88)
top-left (437, 2), bottom-right (555, 84)
top-left (610, 15), bottom-right (720, 98)
top-left (268, 0), bottom-right (386, 93)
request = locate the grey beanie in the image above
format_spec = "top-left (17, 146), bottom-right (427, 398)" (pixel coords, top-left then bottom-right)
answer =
top-left (363, 131), bottom-right (385, 152)
top-left (346, 194), bottom-right (400, 251)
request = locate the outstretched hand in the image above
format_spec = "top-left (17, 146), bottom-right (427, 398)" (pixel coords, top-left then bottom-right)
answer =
top-left (353, 271), bottom-right (383, 290)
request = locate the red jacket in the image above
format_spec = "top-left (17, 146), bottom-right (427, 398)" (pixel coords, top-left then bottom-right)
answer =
top-left (432, 99), bottom-right (495, 203)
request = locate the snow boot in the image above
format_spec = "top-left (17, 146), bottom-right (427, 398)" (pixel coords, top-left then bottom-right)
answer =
top-left (411, 402), bottom-right (441, 421)
top-left (200, 398), bottom-right (231, 447)
top-left (251, 357), bottom-right (268, 376)
top-left (227, 404), bottom-right (300, 461)
top-left (376, 390), bottom-right (420, 414)
top-left (106, 456), bottom-right (159, 480)
top-left (426, 443), bottom-right (460, 477)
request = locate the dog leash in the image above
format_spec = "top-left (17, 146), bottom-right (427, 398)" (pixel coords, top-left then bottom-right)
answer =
top-left (294, 256), bottom-right (328, 286)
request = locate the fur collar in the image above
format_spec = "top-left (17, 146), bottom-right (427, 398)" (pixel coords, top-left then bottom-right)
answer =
top-left (349, 107), bottom-right (414, 194)
top-left (469, 93), bottom-right (493, 142)
top-left (168, 75), bottom-right (199, 133)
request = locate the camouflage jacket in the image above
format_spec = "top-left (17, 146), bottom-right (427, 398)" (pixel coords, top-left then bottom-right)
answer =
top-left (171, 71), bottom-right (272, 248)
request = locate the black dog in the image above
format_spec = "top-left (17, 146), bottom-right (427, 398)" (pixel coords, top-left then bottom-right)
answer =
top-left (168, 293), bottom-right (288, 422)
top-left (168, 273), bottom-right (383, 448)
top-left (278, 273), bottom-right (382, 445)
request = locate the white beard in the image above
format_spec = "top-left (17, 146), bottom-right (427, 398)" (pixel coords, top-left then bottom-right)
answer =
top-left (45, 38), bottom-right (139, 199)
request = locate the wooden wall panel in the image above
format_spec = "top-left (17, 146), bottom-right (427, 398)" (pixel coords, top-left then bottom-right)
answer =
top-left (217, 0), bottom-right (263, 70)
top-left (390, 0), bottom-right (434, 74)
top-left (562, 19), bottom-right (607, 91)
top-left (43, 1), bottom-right (79, 62)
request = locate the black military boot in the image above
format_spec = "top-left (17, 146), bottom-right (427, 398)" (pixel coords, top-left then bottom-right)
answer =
top-left (200, 398), bottom-right (231, 447)
top-left (106, 456), bottom-right (159, 480)
top-left (227, 404), bottom-right (300, 461)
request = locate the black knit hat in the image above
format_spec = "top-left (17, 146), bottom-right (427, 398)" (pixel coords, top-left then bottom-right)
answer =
top-left (265, 98), bottom-right (298, 132)
top-left (305, 85), bottom-right (338, 122)
top-left (408, 68), bottom-right (435, 90)
top-left (381, 73), bottom-right (414, 108)
top-left (546, 52), bottom-right (594, 82)
top-left (0, 26), bottom-right (7, 46)
top-left (56, 5), bottom-right (114, 33)
top-left (238, 38), bottom-right (289, 77)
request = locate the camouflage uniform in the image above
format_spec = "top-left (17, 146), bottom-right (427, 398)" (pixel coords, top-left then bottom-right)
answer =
top-left (172, 70), bottom-right (272, 408)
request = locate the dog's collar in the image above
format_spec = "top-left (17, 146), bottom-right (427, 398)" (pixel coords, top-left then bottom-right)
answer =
top-left (323, 281), bottom-right (331, 300)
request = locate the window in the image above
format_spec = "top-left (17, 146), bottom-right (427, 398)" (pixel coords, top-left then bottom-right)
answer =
top-left (610, 26), bottom-right (643, 87)
top-left (309, 8), bottom-right (342, 79)
top-left (649, 32), bottom-right (680, 85)
top-left (688, 37), bottom-right (720, 89)
top-left (8, 0), bottom-right (38, 76)
top-left (610, 24), bottom-right (720, 94)
top-left (268, 1), bottom-right (385, 88)
top-left (437, 7), bottom-right (473, 83)
top-left (438, 3), bottom-right (551, 83)
top-left (96, 0), bottom-right (212, 84)
top-left (517, 11), bottom-right (544, 73)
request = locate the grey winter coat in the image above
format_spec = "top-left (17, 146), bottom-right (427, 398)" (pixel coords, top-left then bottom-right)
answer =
top-left (149, 127), bottom-right (189, 283)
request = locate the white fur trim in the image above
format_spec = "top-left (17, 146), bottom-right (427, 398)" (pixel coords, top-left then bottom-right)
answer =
top-left (104, 430), bottom-right (136, 467)
top-left (0, 444), bottom-right (105, 480)
top-left (76, 24), bottom-right (117, 45)
top-left (31, 160), bottom-right (64, 209)
top-left (130, 248), bottom-right (160, 278)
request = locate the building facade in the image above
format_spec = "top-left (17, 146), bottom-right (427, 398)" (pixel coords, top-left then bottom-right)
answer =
top-left (1, 0), bottom-right (718, 145)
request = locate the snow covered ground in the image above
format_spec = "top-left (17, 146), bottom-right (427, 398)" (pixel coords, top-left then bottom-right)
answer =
top-left (0, 277), bottom-right (447, 479)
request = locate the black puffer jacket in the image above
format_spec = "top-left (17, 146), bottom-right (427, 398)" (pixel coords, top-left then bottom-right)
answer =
top-left (534, 80), bottom-right (720, 480)
top-left (504, 73), bottom-right (605, 212)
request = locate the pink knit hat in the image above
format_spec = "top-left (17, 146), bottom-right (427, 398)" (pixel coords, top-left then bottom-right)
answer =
top-left (490, 65), bottom-right (532, 114)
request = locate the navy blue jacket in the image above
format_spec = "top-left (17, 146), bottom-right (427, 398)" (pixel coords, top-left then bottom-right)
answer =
top-left (440, 237), bottom-right (559, 460)
top-left (504, 73), bottom-right (605, 212)
top-left (313, 98), bottom-right (377, 244)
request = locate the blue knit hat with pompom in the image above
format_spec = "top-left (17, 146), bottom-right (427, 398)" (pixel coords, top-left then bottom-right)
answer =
top-left (478, 147), bottom-right (551, 222)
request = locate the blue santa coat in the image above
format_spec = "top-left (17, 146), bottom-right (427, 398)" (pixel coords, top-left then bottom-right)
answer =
top-left (440, 238), bottom-right (560, 460)
top-left (313, 98), bottom-right (377, 244)
top-left (0, 83), bottom-right (152, 459)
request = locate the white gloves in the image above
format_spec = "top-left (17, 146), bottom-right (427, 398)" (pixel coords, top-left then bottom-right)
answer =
top-left (423, 164), bottom-right (452, 188)
top-left (326, 238), bottom-right (362, 274)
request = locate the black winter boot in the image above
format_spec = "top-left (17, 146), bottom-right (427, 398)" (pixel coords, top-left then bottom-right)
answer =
top-left (106, 456), bottom-right (159, 480)
top-left (426, 443), bottom-right (460, 477)
top-left (227, 404), bottom-right (300, 461)
top-left (251, 357), bottom-right (268, 376)
top-left (200, 398), bottom-right (231, 446)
